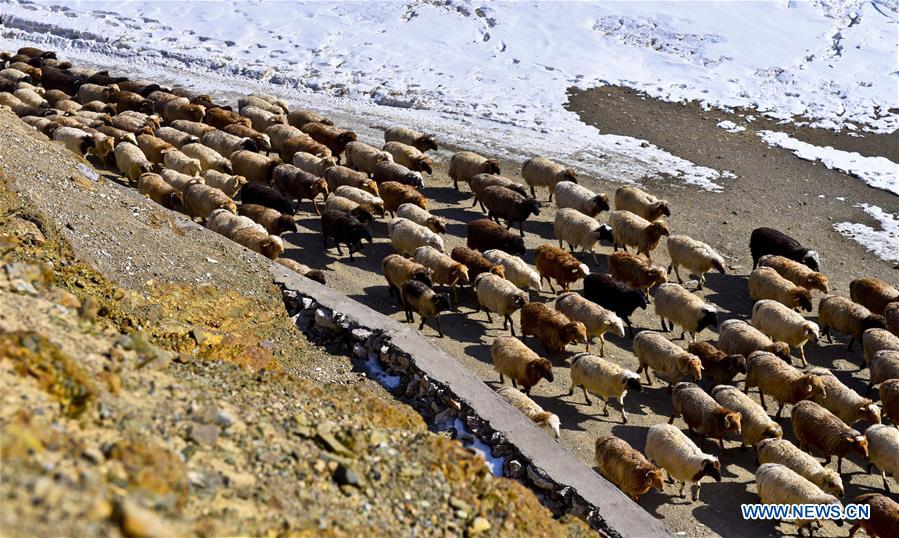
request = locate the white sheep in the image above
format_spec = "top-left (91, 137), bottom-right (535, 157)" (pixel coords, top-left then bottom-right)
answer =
top-left (614, 185), bottom-right (671, 221)
top-left (496, 386), bottom-right (560, 439)
top-left (161, 169), bottom-right (203, 194)
top-left (608, 210), bottom-right (670, 261)
top-left (712, 385), bottom-right (783, 448)
top-left (645, 423), bottom-right (721, 501)
top-left (333, 185), bottom-right (385, 215)
top-left (482, 249), bottom-right (541, 292)
top-left (201, 169), bottom-right (246, 198)
top-left (154, 126), bottom-right (199, 148)
top-left (870, 350), bottom-right (899, 390)
top-left (162, 148), bottom-right (202, 177)
top-left (344, 141), bottom-right (393, 176)
top-left (206, 208), bottom-right (264, 238)
top-left (113, 142), bottom-right (153, 184)
top-left (267, 124), bottom-right (306, 153)
top-left (756, 438), bottom-right (844, 497)
top-left (553, 181), bottom-right (609, 218)
top-left (751, 299), bottom-right (820, 366)
top-left (749, 267), bottom-right (813, 312)
top-left (808, 367), bottom-right (881, 425)
top-left (654, 283), bottom-right (718, 342)
top-left (239, 105), bottom-right (285, 132)
top-left (475, 273), bottom-right (529, 336)
top-left (567, 353), bottom-right (641, 423)
top-left (201, 129), bottom-right (255, 158)
top-left (395, 203), bottom-right (446, 234)
top-left (51, 126), bottom-right (94, 156)
top-left (863, 328), bottom-right (899, 367)
top-left (665, 234), bottom-right (726, 290)
top-left (521, 157), bottom-right (576, 201)
top-left (553, 208), bottom-right (607, 263)
top-left (181, 142), bottom-right (233, 174)
top-left (388, 218), bottom-right (444, 255)
top-left (755, 463), bottom-right (842, 533)
top-left (448, 150), bottom-right (499, 190)
top-left (865, 424), bottom-right (899, 492)
top-left (413, 246), bottom-right (469, 301)
top-left (633, 331), bottom-right (703, 387)
top-left (555, 292), bottom-right (625, 355)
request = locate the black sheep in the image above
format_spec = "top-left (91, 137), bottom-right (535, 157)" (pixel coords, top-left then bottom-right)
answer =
top-left (479, 185), bottom-right (540, 237)
top-left (399, 279), bottom-right (451, 337)
top-left (38, 66), bottom-right (85, 94)
top-left (320, 210), bottom-right (372, 262)
top-left (582, 274), bottom-right (648, 338)
top-left (86, 71), bottom-right (128, 86)
top-left (750, 227), bottom-right (820, 272)
top-left (240, 183), bottom-right (297, 215)
top-left (466, 219), bottom-right (526, 256)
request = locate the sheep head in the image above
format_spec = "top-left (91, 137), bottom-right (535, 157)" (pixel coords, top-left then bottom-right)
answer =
top-left (261, 236), bottom-right (285, 260)
top-left (362, 180), bottom-right (380, 197)
top-left (719, 410), bottom-right (742, 435)
top-left (418, 135), bottom-right (438, 152)
top-left (590, 194), bottom-right (610, 216)
top-left (711, 256), bottom-right (726, 274)
top-left (483, 159), bottom-right (501, 175)
top-left (564, 322), bottom-right (588, 345)
top-left (694, 458), bottom-right (721, 484)
top-left (623, 372), bottom-right (642, 392)
top-left (845, 434), bottom-right (868, 458)
top-left (337, 131), bottom-right (357, 145)
top-left (451, 264), bottom-right (470, 285)
top-left (431, 293), bottom-right (452, 314)
top-left (792, 288), bottom-right (813, 312)
top-left (862, 315), bottom-right (887, 332)
top-left (647, 220), bottom-right (670, 241)
top-left (680, 354), bottom-right (703, 382)
top-left (767, 341), bottom-right (792, 362)
top-left (806, 272), bottom-right (829, 293)
top-left (821, 471), bottom-right (844, 498)
top-left (533, 411), bottom-right (561, 439)
top-left (857, 401), bottom-right (881, 424)
top-left (697, 307), bottom-right (718, 333)
top-left (728, 354), bottom-right (748, 374)
top-left (561, 168), bottom-right (577, 183)
top-left (488, 264), bottom-right (506, 278)
top-left (527, 358), bottom-right (554, 384)
top-left (652, 200), bottom-right (671, 218)
top-left (803, 375), bottom-right (827, 400)
top-left (801, 250), bottom-right (821, 272)
top-left (276, 215), bottom-right (298, 234)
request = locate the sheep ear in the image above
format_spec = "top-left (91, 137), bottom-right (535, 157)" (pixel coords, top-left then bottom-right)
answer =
top-left (806, 385), bottom-right (813, 393)
top-left (844, 435), bottom-right (854, 442)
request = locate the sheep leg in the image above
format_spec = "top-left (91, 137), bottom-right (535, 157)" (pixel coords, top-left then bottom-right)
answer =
top-left (846, 336), bottom-right (854, 351)
top-left (568, 243), bottom-right (574, 253)
top-left (718, 436), bottom-right (725, 451)
top-left (479, 201), bottom-right (486, 212)
top-left (471, 196), bottom-right (479, 208)
top-left (825, 326), bottom-right (832, 343)
top-left (567, 381), bottom-right (575, 397)
top-left (598, 336), bottom-right (605, 357)
top-left (848, 523), bottom-right (860, 538)
top-left (548, 189), bottom-right (554, 202)
top-left (558, 238), bottom-right (564, 249)
top-left (601, 399), bottom-right (608, 415)
top-left (498, 373), bottom-right (505, 384)
top-left (484, 310), bottom-right (493, 323)
top-left (506, 316), bottom-right (516, 336)
top-left (757, 388), bottom-right (767, 411)
top-left (775, 403), bottom-right (785, 418)
top-left (691, 483), bottom-right (700, 502)
top-left (518, 222), bottom-right (524, 237)
top-left (418, 318), bottom-right (426, 331)
top-left (546, 279), bottom-right (556, 293)
top-left (697, 274), bottom-right (705, 290)
top-left (453, 178), bottom-right (459, 190)
top-left (837, 456), bottom-right (843, 474)
top-left (619, 398), bottom-right (628, 424)
top-left (625, 318), bottom-right (634, 338)
top-left (883, 471), bottom-right (890, 492)
top-left (530, 185), bottom-right (536, 198)
top-left (435, 317), bottom-right (444, 338)
top-left (660, 318), bottom-right (668, 331)
top-left (678, 482), bottom-right (686, 499)
top-left (799, 345), bottom-right (808, 367)
top-left (511, 378), bottom-right (518, 389)
top-left (312, 200), bottom-right (320, 215)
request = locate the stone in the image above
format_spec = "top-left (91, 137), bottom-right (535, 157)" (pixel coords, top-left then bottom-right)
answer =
top-left (187, 422), bottom-right (219, 446)
top-left (469, 517), bottom-right (491, 534)
top-left (316, 423), bottom-right (353, 456)
top-left (506, 460), bottom-right (523, 478)
top-left (114, 498), bottom-right (175, 538)
top-left (333, 464), bottom-right (363, 488)
top-left (314, 308), bottom-right (338, 330)
top-left (526, 465), bottom-right (555, 491)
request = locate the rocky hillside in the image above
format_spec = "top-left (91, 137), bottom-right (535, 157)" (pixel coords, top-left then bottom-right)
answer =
top-left (0, 109), bottom-right (592, 537)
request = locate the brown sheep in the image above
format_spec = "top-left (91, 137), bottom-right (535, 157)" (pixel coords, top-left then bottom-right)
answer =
top-left (271, 164), bottom-right (329, 215)
top-left (381, 254), bottom-right (433, 304)
top-left (792, 400), bottom-right (868, 474)
top-left (137, 173), bottom-right (181, 210)
top-left (594, 435), bottom-right (664, 502)
top-left (275, 258), bottom-right (327, 285)
top-left (237, 204), bottom-right (297, 235)
top-left (534, 244), bottom-right (589, 293)
top-left (382, 141), bottom-right (433, 175)
top-left (881, 379), bottom-right (899, 426)
top-left (287, 109), bottom-right (333, 128)
top-left (851, 277), bottom-right (899, 316)
top-left (163, 100), bottom-right (205, 123)
top-left (848, 493), bottom-right (899, 538)
top-left (491, 335), bottom-right (554, 394)
top-left (744, 351), bottom-right (826, 418)
top-left (223, 123), bottom-right (272, 153)
top-left (399, 280), bottom-right (450, 337)
top-left (183, 183), bottom-right (237, 220)
top-left (519, 302), bottom-right (587, 362)
top-left (281, 135), bottom-right (333, 162)
top-left (819, 295), bottom-right (887, 351)
top-left (136, 133), bottom-right (174, 164)
top-left (687, 341), bottom-right (746, 386)
top-left (299, 122), bottom-right (357, 162)
top-left (670, 382), bottom-right (742, 450)
top-left (466, 219), bottom-right (526, 256)
top-left (380, 181), bottom-right (427, 216)
top-left (450, 246), bottom-right (506, 283)
top-left (758, 254), bottom-right (829, 293)
top-left (231, 150), bottom-right (281, 185)
top-left (203, 107), bottom-right (250, 129)
top-left (324, 165), bottom-right (379, 196)
top-left (108, 90), bottom-right (154, 114)
top-left (608, 210), bottom-right (670, 261)
top-left (608, 251), bottom-right (667, 296)
top-left (887, 302), bottom-right (899, 337)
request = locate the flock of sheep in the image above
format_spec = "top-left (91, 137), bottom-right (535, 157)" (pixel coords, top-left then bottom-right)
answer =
top-left (3, 47), bottom-right (898, 537)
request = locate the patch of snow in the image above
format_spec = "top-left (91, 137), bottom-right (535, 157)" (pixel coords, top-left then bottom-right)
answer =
top-left (758, 131), bottom-right (899, 195)
top-left (834, 204), bottom-right (899, 262)
top-left (365, 353), bottom-right (401, 390)
top-left (452, 419), bottom-right (504, 477)
top-left (716, 120), bottom-right (746, 133)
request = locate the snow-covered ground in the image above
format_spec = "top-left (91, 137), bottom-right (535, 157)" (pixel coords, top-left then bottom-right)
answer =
top-left (834, 204), bottom-right (899, 263)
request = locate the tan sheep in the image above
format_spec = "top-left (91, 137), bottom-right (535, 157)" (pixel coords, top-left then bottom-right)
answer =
top-left (201, 169), bottom-right (246, 198)
top-left (520, 302), bottom-right (587, 362)
top-left (413, 246), bottom-right (469, 301)
top-left (383, 126), bottom-right (437, 152)
top-left (482, 249), bottom-right (540, 292)
top-left (632, 331), bottom-right (703, 388)
top-left (755, 463), bottom-right (842, 533)
top-left (553, 208), bottom-right (608, 263)
top-left (865, 424), bottom-right (899, 492)
top-left (231, 226), bottom-right (284, 260)
top-left (749, 266), bottom-right (814, 312)
top-left (395, 203), bottom-right (445, 234)
top-left (324, 165), bottom-right (379, 196)
top-left (383, 141), bottom-right (434, 175)
top-left (239, 105), bottom-right (286, 132)
top-left (614, 186), bottom-right (671, 221)
top-left (292, 151), bottom-right (337, 178)
top-left (881, 379), bottom-right (899, 426)
top-left (568, 353), bottom-right (641, 423)
top-left (757, 438), bottom-right (844, 497)
top-left (171, 119), bottom-right (217, 139)
top-left (819, 295), bottom-right (887, 351)
top-left (51, 126), bottom-right (94, 156)
top-left (645, 423), bottom-right (721, 501)
top-left (267, 123), bottom-right (307, 154)
top-left (490, 335), bottom-right (553, 394)
top-left (851, 277), bottom-right (899, 316)
top-left (136, 134), bottom-right (174, 164)
top-left (608, 210), bottom-right (670, 261)
top-left (496, 386), bottom-right (560, 439)
top-left (864, 328), bottom-right (899, 366)
top-left (448, 150), bottom-right (499, 190)
top-left (809, 367), bottom-right (881, 425)
top-left (887, 303), bottom-right (899, 337)
top-left (521, 157), bottom-right (576, 201)
top-left (230, 150), bottom-right (281, 185)
top-left (275, 259), bottom-right (326, 285)
top-left (183, 183), bottom-right (237, 220)
top-left (758, 254), bottom-right (829, 293)
top-left (181, 142), bottom-right (233, 174)
top-left (555, 292), bottom-right (625, 355)
top-left (744, 351), bottom-right (826, 418)
top-left (160, 169), bottom-right (203, 194)
top-left (474, 273), bottom-right (529, 336)
top-left (344, 141), bottom-right (393, 176)
top-left (381, 254), bottom-right (433, 303)
top-left (869, 350), bottom-right (899, 391)
top-left (666, 234), bottom-right (726, 290)
top-left (333, 186), bottom-right (385, 217)
top-left (717, 319), bottom-right (792, 364)
top-left (238, 94), bottom-right (286, 114)
top-left (201, 129), bottom-right (257, 158)
top-left (670, 382), bottom-right (742, 450)
top-left (137, 173), bottom-right (181, 211)
top-left (287, 109), bottom-right (333, 128)
top-left (654, 283), bottom-right (718, 342)
top-left (114, 142), bottom-right (153, 184)
top-left (712, 385), bottom-right (783, 448)
top-left (237, 203), bottom-right (297, 235)
top-left (752, 299), bottom-right (820, 366)
top-left (594, 435), bottom-right (664, 502)
top-left (388, 218), bottom-right (444, 256)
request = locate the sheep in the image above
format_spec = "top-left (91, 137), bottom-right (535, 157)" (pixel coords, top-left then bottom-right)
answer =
top-left (180, 142), bottom-right (233, 174)
top-left (201, 129), bottom-right (257, 158)
top-left (880, 379), bottom-right (899, 425)
top-left (750, 227), bottom-right (820, 272)
top-left (51, 126), bottom-right (94, 156)
top-left (0, 92), bottom-right (24, 109)
top-left (238, 94), bottom-right (285, 114)
top-left (568, 353), bottom-right (641, 423)
top-left (553, 208), bottom-right (607, 262)
top-left (496, 387), bottom-right (560, 439)
top-left (137, 173), bottom-right (181, 211)
top-left (15, 47), bottom-right (55, 59)
top-left (380, 181), bottom-right (428, 216)
top-left (554, 181), bottom-right (609, 218)
top-left (399, 280), bottom-right (451, 337)
top-left (886, 302), bottom-right (899, 337)
top-left (381, 254), bottom-right (433, 303)
top-left (645, 423), bottom-right (721, 501)
top-left (614, 186), bottom-right (671, 222)
top-left (162, 148), bottom-right (202, 177)
top-left (466, 219), bottom-right (525, 256)
top-left (654, 283), bottom-right (718, 342)
top-left (230, 150), bottom-right (281, 186)
top-left (806, 367), bottom-right (881, 426)
top-left (287, 109), bottom-right (333, 128)
top-left (300, 122), bottom-right (357, 161)
top-left (848, 493), bottom-right (899, 538)
top-left (757, 438), bottom-right (843, 496)
top-left (183, 183), bottom-right (237, 220)
top-left (240, 183), bottom-right (297, 215)
top-left (320, 210), bottom-right (372, 262)
top-left (81, 100), bottom-right (115, 114)
top-left (749, 266), bottom-right (813, 313)
top-left (671, 382), bottom-right (742, 450)
top-left (206, 208), bottom-right (264, 237)
top-left (520, 302), bottom-right (587, 362)
top-left (396, 203), bottom-right (445, 234)
top-left (383, 141), bottom-right (433, 175)
top-left (239, 105), bottom-right (285, 133)
top-left (170, 120), bottom-right (216, 141)
top-left (448, 150), bottom-right (499, 190)
top-left (161, 169), bottom-right (203, 194)
top-left (752, 299), bottom-right (820, 366)
top-left (114, 142), bottom-right (153, 183)
top-left (323, 196), bottom-right (375, 225)
top-left (865, 424), bottom-right (899, 492)
top-left (147, 90), bottom-right (185, 114)
top-left (237, 204), bottom-right (297, 235)
top-left (792, 400), bottom-right (868, 474)
top-left (864, 328), bottom-right (899, 367)
top-left (344, 141), bottom-right (393, 176)
top-left (86, 71), bottom-right (127, 86)
top-left (109, 90), bottom-right (154, 114)
top-left (232, 226), bottom-right (284, 260)
top-left (594, 435), bottom-right (664, 502)
top-left (97, 125), bottom-right (139, 146)
top-left (372, 161), bottom-right (423, 189)
top-left (713, 386), bottom-right (782, 449)
top-left (203, 107), bottom-right (250, 129)
top-left (820, 295), bottom-right (887, 351)
top-left (755, 463), bottom-right (842, 534)
top-left (384, 126), bottom-right (438, 152)
top-left (413, 246), bottom-right (469, 301)
top-left (222, 123), bottom-right (271, 154)
top-left (76, 82), bottom-right (114, 104)
top-left (582, 274), bottom-right (648, 338)
top-left (134, 133), bottom-right (173, 164)
top-left (13, 87), bottom-right (48, 108)
top-left (292, 151), bottom-right (337, 178)
top-left (81, 128), bottom-right (118, 164)
top-left (688, 342), bottom-right (746, 386)
top-left (324, 165), bottom-right (379, 196)
top-left (111, 111), bottom-right (160, 133)
top-left (608, 252), bottom-right (668, 297)
top-left (201, 170), bottom-right (246, 198)
top-left (333, 186), bottom-right (385, 217)
top-left (451, 247), bottom-right (505, 286)
top-left (745, 350), bottom-right (826, 418)
top-left (717, 319), bottom-right (792, 365)
top-left (281, 135), bottom-right (333, 162)
top-left (490, 335), bottom-right (553, 394)
top-left (388, 218), bottom-right (444, 256)
top-left (633, 331), bottom-right (703, 388)
top-left (534, 245), bottom-right (589, 294)
top-left (54, 99), bottom-right (83, 113)
top-left (474, 273), bottom-right (529, 335)
top-left (869, 350), bottom-right (899, 391)
top-left (521, 157), bottom-right (576, 201)
top-left (276, 258), bottom-right (327, 285)
top-left (35, 66), bottom-right (82, 94)
top-left (267, 124), bottom-right (306, 153)
top-left (555, 292), bottom-right (624, 355)
top-left (665, 234), bottom-right (726, 291)
top-left (482, 249), bottom-right (538, 291)
top-left (271, 164), bottom-right (329, 215)
top-left (479, 185), bottom-right (541, 237)
top-left (608, 210), bottom-right (670, 261)
top-left (162, 100), bottom-right (205, 123)
top-left (469, 173), bottom-right (530, 211)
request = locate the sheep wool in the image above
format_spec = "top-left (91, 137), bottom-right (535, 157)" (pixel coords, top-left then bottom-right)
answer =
top-left (554, 208), bottom-right (606, 262)
top-left (870, 350), bottom-right (899, 389)
top-left (482, 249), bottom-right (540, 291)
top-left (880, 379), bottom-right (899, 426)
top-left (413, 246), bottom-right (469, 300)
top-left (534, 244), bottom-right (589, 293)
top-left (496, 387), bottom-right (560, 439)
top-left (201, 169), bottom-right (246, 198)
top-left (382, 141), bottom-right (433, 174)
top-left (749, 267), bottom-right (813, 312)
top-left (384, 126), bottom-right (438, 152)
top-left (608, 210), bottom-right (670, 261)
top-left (521, 156), bottom-right (576, 201)
top-left (792, 400), bottom-right (868, 474)
top-left (645, 423), bottom-right (720, 501)
top-left (819, 294), bottom-right (887, 351)
top-left (162, 148), bottom-right (202, 177)
top-left (114, 142), bottom-right (153, 183)
top-left (666, 234), bottom-right (726, 290)
top-left (183, 183), bottom-right (237, 220)
top-left (614, 186), bottom-right (671, 221)
top-left (671, 382), bottom-right (742, 450)
top-left (712, 385), bottom-right (782, 448)
top-left (865, 424), bottom-right (899, 492)
top-left (654, 283), bottom-right (718, 342)
top-left (756, 438), bottom-right (844, 497)
top-left (553, 181), bottom-right (609, 218)
top-left (594, 435), bottom-right (664, 502)
top-left (863, 328), bottom-right (899, 366)
top-left (389, 218), bottom-right (444, 256)
top-left (568, 353), bottom-right (641, 423)
top-left (745, 351), bottom-right (826, 418)
top-left (292, 151), bottom-right (338, 178)
top-left (137, 173), bottom-right (181, 210)
top-left (632, 331), bottom-right (703, 387)
top-left (181, 142), bottom-right (233, 174)
top-left (755, 463), bottom-right (841, 532)
top-left (555, 292), bottom-right (624, 356)
top-left (333, 185), bottom-right (385, 216)
top-left (851, 277), bottom-right (899, 316)
top-left (717, 319), bottom-right (792, 364)
top-left (608, 252), bottom-right (667, 295)
top-left (474, 273), bottom-right (529, 335)
top-left (448, 150), bottom-right (499, 190)
top-left (381, 254), bottom-right (432, 301)
top-left (396, 203), bottom-right (445, 234)
top-left (751, 300), bottom-right (819, 366)
top-left (808, 367), bottom-right (880, 425)
top-left (344, 141), bottom-right (392, 176)
top-left (490, 335), bottom-right (553, 394)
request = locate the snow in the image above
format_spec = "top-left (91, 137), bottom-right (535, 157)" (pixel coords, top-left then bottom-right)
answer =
top-left (452, 419), bottom-right (504, 477)
top-left (365, 353), bottom-right (402, 391)
top-left (758, 131), bottom-right (899, 195)
top-left (716, 120), bottom-right (746, 133)
top-left (834, 204), bottom-right (899, 262)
